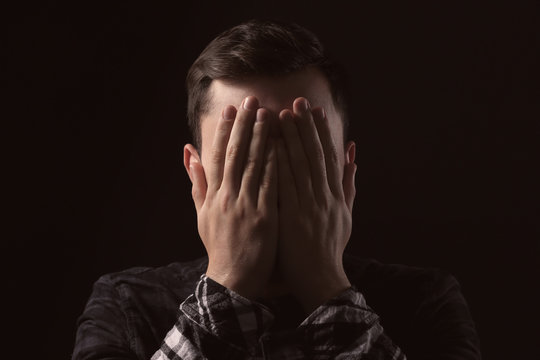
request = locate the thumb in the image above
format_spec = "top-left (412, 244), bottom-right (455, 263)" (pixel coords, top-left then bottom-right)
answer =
top-left (343, 162), bottom-right (357, 213)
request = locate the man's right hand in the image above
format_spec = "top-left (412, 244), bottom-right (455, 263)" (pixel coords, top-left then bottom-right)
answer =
top-left (184, 96), bottom-right (278, 300)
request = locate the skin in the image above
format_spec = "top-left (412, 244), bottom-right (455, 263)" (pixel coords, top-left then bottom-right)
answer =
top-left (183, 67), bottom-right (357, 314)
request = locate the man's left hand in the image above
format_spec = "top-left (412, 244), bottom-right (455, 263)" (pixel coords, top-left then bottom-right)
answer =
top-left (276, 97), bottom-right (357, 314)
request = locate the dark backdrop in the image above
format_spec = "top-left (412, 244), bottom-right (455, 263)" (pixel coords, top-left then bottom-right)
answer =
top-left (8, 1), bottom-right (538, 359)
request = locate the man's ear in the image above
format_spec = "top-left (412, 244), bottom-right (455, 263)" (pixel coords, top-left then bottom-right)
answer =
top-left (183, 144), bottom-right (202, 183)
top-left (345, 141), bottom-right (356, 164)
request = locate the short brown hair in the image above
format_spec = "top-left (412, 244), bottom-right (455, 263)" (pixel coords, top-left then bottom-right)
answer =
top-left (186, 19), bottom-right (350, 150)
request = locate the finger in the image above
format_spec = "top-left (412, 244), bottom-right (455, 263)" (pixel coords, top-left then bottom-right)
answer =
top-left (312, 107), bottom-right (342, 197)
top-left (292, 98), bottom-right (328, 204)
top-left (207, 105), bottom-right (236, 192)
top-left (241, 108), bottom-right (271, 203)
top-left (278, 109), bottom-right (313, 205)
top-left (223, 96), bottom-right (259, 194)
top-left (190, 161), bottom-right (207, 212)
top-left (343, 162), bottom-right (357, 212)
top-left (258, 138), bottom-right (277, 211)
top-left (276, 138), bottom-right (298, 209)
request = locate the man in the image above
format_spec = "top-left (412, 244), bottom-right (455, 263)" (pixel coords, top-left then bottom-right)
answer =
top-left (73, 20), bottom-right (481, 359)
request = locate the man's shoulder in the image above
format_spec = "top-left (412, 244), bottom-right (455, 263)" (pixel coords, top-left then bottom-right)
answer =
top-left (94, 256), bottom-right (209, 299)
top-left (77, 257), bottom-right (210, 358)
top-left (344, 253), bottom-right (456, 288)
top-left (344, 253), bottom-right (459, 307)
top-left (96, 254), bottom-right (456, 301)
top-left (343, 253), bottom-right (471, 353)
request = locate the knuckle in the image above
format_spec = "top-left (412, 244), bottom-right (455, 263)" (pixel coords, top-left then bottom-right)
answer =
top-left (218, 190), bottom-right (233, 212)
top-left (244, 155), bottom-right (258, 174)
top-left (259, 177), bottom-right (271, 191)
top-left (210, 147), bottom-right (223, 164)
top-left (328, 144), bottom-right (339, 163)
top-left (237, 206), bottom-right (247, 219)
top-left (253, 211), bottom-right (273, 229)
top-left (259, 167), bottom-right (275, 190)
top-left (313, 147), bottom-right (325, 163)
top-left (318, 197), bottom-right (330, 211)
top-left (252, 213), bottom-right (265, 227)
top-left (259, 177), bottom-right (272, 194)
top-left (226, 144), bottom-right (241, 162)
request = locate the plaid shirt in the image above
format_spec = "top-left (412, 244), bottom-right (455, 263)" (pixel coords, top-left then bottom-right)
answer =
top-left (151, 275), bottom-right (405, 359)
top-left (73, 255), bottom-right (481, 359)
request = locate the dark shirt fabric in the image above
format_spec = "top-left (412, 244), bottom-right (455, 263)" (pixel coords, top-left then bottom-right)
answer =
top-left (72, 253), bottom-right (481, 360)
top-left (150, 274), bottom-right (405, 359)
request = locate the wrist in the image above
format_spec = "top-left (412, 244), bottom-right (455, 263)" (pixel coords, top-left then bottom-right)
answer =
top-left (206, 266), bottom-right (264, 300)
top-left (292, 269), bottom-right (351, 314)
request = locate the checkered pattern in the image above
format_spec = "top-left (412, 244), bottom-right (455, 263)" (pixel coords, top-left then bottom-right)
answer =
top-left (151, 275), bottom-right (406, 359)
top-left (73, 255), bottom-right (481, 359)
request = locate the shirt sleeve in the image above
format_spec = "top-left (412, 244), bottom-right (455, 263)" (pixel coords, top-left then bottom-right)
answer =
top-left (258, 287), bottom-right (406, 359)
top-left (296, 287), bottom-right (406, 359)
top-left (153, 277), bottom-right (406, 360)
top-left (408, 272), bottom-right (482, 359)
top-left (72, 274), bottom-right (139, 360)
top-left (151, 274), bottom-right (274, 360)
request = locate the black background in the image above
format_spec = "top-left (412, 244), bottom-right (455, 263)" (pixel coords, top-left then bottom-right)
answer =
top-left (7, 1), bottom-right (539, 359)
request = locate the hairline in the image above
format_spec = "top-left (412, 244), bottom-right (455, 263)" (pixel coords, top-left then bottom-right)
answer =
top-left (196, 68), bottom-right (348, 153)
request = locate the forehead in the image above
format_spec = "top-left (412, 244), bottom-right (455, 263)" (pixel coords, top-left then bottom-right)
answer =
top-left (207, 67), bottom-right (337, 116)
top-left (200, 67), bottom-right (344, 153)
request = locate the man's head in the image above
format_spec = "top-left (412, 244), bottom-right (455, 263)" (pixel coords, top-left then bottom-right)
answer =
top-left (182, 20), bottom-right (357, 299)
top-left (186, 19), bottom-right (350, 151)
top-left (184, 19), bottom-right (355, 180)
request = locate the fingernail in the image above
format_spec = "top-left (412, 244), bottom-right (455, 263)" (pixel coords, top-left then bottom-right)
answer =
top-left (299, 98), bottom-right (310, 112)
top-left (223, 106), bottom-right (236, 120)
top-left (243, 96), bottom-right (259, 110)
top-left (281, 110), bottom-right (294, 122)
